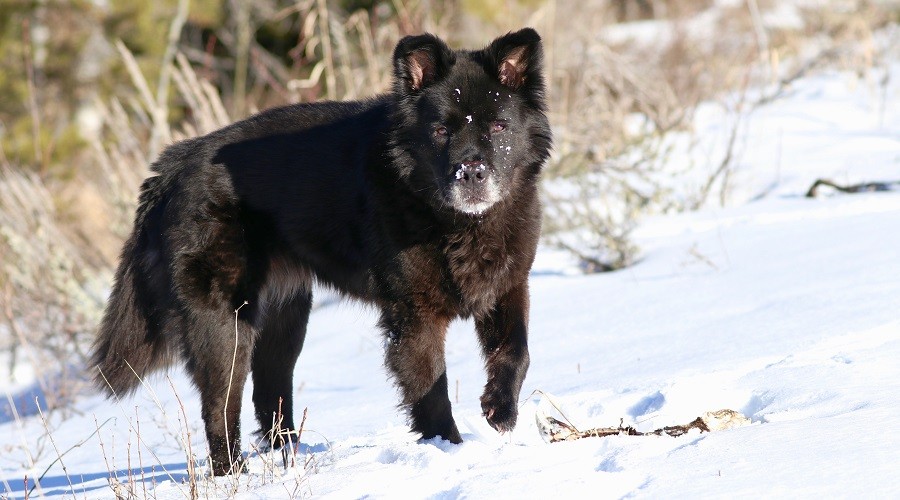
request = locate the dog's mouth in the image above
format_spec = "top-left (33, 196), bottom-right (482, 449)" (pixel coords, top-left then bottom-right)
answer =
top-left (449, 176), bottom-right (501, 215)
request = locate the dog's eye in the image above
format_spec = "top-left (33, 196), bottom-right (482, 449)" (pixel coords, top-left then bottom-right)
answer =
top-left (434, 126), bottom-right (448, 137)
top-left (491, 121), bottom-right (507, 133)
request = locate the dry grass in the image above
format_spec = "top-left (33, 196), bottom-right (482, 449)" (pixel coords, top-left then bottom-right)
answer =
top-left (0, 167), bottom-right (105, 413)
top-left (536, 0), bottom-right (899, 271)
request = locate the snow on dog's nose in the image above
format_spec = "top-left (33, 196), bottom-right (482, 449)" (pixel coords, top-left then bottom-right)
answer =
top-left (455, 161), bottom-right (488, 184)
top-left (451, 162), bottom-right (500, 215)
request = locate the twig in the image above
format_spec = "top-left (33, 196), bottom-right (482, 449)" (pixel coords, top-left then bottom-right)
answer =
top-left (525, 389), bottom-right (581, 432)
top-left (693, 72), bottom-right (751, 210)
top-left (3, 282), bottom-right (51, 409)
top-left (806, 179), bottom-right (900, 198)
top-left (553, 240), bottom-right (617, 274)
top-left (135, 407), bottom-right (148, 499)
top-left (34, 401), bottom-right (75, 495)
top-left (97, 369), bottom-right (189, 498)
top-left (348, 10), bottom-right (381, 93)
top-left (687, 244), bottom-right (719, 271)
top-left (4, 388), bottom-right (40, 495)
top-left (166, 375), bottom-right (199, 500)
top-left (224, 300), bottom-right (249, 477)
top-left (126, 419), bottom-right (134, 494)
top-left (115, 40), bottom-right (158, 136)
top-left (753, 48), bottom-right (840, 107)
top-left (316, 0), bottom-right (337, 100)
top-left (150, 0), bottom-right (190, 158)
top-left (0, 467), bottom-right (10, 498)
top-left (21, 18), bottom-right (43, 174)
top-left (746, 0), bottom-right (771, 82)
top-left (93, 415), bottom-right (116, 492)
top-left (293, 407), bottom-right (308, 462)
top-left (233, 0), bottom-right (253, 117)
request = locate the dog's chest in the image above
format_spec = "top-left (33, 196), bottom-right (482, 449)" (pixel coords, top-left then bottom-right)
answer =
top-left (440, 225), bottom-right (515, 316)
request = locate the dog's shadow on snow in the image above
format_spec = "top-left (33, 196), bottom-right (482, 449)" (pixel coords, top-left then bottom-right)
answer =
top-left (0, 368), bottom-right (85, 424)
top-left (4, 462), bottom-right (191, 499)
top-left (0, 381), bottom-right (51, 424)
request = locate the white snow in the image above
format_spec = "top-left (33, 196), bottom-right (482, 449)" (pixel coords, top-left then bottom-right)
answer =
top-left (2, 66), bottom-right (900, 498)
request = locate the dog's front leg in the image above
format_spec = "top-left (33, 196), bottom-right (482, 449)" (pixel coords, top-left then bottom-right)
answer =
top-left (381, 309), bottom-right (461, 443)
top-left (475, 281), bottom-right (531, 433)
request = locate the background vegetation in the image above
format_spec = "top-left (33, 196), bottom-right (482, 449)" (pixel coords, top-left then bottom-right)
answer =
top-left (0, 0), bottom-right (897, 411)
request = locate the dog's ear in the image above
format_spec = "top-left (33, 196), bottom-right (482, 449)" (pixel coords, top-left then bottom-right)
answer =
top-left (393, 34), bottom-right (454, 93)
top-left (486, 28), bottom-right (543, 91)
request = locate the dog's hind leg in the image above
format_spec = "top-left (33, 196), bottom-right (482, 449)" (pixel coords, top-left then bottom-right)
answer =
top-left (183, 309), bottom-right (255, 476)
top-left (382, 310), bottom-right (461, 443)
top-left (251, 288), bottom-right (312, 448)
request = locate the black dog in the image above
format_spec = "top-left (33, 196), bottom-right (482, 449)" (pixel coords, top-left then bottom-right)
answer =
top-left (92, 28), bottom-right (552, 475)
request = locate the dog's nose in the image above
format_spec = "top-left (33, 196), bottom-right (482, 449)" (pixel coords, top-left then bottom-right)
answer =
top-left (455, 162), bottom-right (488, 184)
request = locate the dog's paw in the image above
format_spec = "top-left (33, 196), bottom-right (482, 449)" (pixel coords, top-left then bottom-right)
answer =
top-left (210, 454), bottom-right (249, 476)
top-left (480, 382), bottom-right (518, 433)
top-left (254, 428), bottom-right (301, 453)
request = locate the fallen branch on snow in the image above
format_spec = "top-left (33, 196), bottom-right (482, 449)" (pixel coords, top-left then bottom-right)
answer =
top-left (534, 394), bottom-right (751, 443)
top-left (806, 179), bottom-right (900, 198)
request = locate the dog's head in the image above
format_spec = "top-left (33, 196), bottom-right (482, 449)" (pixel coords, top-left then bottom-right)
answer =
top-left (391, 29), bottom-right (552, 216)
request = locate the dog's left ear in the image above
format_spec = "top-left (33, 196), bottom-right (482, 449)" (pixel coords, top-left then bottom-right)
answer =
top-left (486, 28), bottom-right (543, 91)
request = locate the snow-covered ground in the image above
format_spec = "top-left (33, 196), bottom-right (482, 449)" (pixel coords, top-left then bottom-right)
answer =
top-left (2, 64), bottom-right (899, 498)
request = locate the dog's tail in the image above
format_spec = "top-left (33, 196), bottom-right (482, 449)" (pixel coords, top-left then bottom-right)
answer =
top-left (92, 176), bottom-right (172, 397)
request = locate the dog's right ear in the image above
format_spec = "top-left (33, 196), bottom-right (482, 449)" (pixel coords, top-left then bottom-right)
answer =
top-left (393, 34), bottom-right (454, 94)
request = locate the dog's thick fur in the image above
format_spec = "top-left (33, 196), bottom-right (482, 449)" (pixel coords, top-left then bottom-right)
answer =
top-left (92, 28), bottom-right (552, 475)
